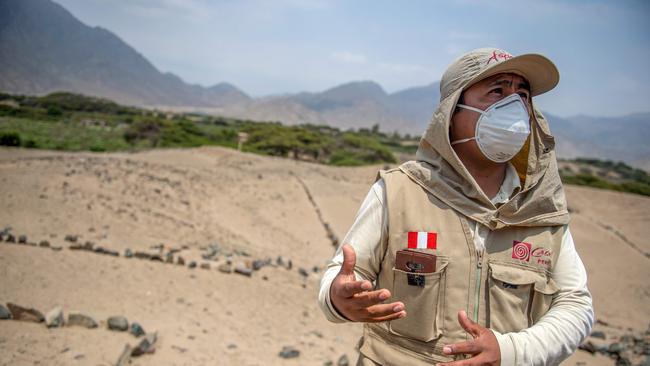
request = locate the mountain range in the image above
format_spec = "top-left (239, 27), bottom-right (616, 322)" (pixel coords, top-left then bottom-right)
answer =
top-left (546, 113), bottom-right (650, 169)
top-left (0, 0), bottom-right (648, 169)
top-left (0, 0), bottom-right (251, 108)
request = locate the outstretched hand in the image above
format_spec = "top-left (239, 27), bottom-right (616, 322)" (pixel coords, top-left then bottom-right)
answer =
top-left (329, 244), bottom-right (406, 322)
top-left (437, 310), bottom-right (501, 366)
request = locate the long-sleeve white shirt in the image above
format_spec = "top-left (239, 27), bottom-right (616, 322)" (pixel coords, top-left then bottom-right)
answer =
top-left (318, 164), bottom-right (594, 365)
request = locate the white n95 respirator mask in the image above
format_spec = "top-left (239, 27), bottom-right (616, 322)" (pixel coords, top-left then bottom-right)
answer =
top-left (451, 93), bottom-right (531, 163)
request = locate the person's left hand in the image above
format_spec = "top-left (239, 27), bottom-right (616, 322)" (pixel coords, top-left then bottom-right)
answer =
top-left (436, 310), bottom-right (501, 366)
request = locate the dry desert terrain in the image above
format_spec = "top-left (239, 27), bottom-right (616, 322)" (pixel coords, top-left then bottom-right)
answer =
top-left (0, 146), bottom-right (648, 365)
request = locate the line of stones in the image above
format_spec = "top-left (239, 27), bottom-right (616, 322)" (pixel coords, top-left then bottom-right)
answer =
top-left (0, 302), bottom-right (155, 365)
top-left (0, 228), bottom-right (322, 281)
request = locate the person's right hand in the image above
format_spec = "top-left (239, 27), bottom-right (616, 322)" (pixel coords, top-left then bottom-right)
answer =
top-left (329, 244), bottom-right (406, 322)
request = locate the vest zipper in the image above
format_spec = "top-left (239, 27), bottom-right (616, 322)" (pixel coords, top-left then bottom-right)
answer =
top-left (473, 249), bottom-right (484, 323)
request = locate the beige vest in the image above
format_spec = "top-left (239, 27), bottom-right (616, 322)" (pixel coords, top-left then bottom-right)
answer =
top-left (359, 169), bottom-right (565, 365)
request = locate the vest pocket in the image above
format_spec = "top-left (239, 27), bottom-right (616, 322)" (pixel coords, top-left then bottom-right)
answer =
top-left (388, 261), bottom-right (449, 342)
top-left (487, 261), bottom-right (558, 333)
top-left (530, 278), bottom-right (559, 324)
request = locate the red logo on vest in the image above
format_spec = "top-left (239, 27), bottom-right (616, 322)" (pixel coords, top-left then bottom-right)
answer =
top-left (532, 247), bottom-right (552, 258)
top-left (512, 241), bottom-right (531, 261)
top-left (407, 231), bottom-right (437, 249)
top-left (532, 247), bottom-right (552, 267)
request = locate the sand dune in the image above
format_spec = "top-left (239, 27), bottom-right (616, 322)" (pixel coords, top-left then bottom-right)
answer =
top-left (1, 146), bottom-right (648, 365)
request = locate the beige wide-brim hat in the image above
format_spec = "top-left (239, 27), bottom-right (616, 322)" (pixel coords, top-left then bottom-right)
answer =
top-left (439, 47), bottom-right (560, 101)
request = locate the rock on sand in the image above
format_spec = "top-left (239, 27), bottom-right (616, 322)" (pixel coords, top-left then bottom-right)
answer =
top-left (45, 306), bottom-right (64, 327)
top-left (6, 303), bottom-right (44, 322)
top-left (108, 315), bottom-right (129, 331)
top-left (67, 312), bottom-right (98, 328)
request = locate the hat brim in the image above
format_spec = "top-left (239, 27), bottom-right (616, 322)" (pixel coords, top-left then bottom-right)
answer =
top-left (465, 54), bottom-right (559, 97)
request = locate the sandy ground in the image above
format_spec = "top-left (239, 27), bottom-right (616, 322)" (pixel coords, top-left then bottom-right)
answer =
top-left (0, 146), bottom-right (648, 365)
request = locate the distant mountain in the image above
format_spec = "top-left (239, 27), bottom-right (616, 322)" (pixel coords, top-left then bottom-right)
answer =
top-left (0, 0), bottom-right (648, 169)
top-left (0, 0), bottom-right (436, 132)
top-left (0, 0), bottom-right (251, 107)
top-left (294, 81), bottom-right (389, 111)
top-left (220, 81), bottom-right (438, 133)
top-left (386, 82), bottom-right (440, 128)
top-left (545, 112), bottom-right (650, 170)
top-left (284, 81), bottom-right (413, 131)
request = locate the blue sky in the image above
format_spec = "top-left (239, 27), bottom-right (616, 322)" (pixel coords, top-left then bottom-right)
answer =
top-left (56, 0), bottom-right (650, 117)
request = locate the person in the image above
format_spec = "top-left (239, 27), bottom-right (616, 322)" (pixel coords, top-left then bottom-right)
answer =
top-left (318, 48), bottom-right (594, 366)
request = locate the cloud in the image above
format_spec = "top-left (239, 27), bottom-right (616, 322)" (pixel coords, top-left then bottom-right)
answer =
top-left (330, 51), bottom-right (368, 64)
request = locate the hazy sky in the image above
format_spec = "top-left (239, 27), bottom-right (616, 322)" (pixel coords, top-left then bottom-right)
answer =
top-left (56, 0), bottom-right (650, 117)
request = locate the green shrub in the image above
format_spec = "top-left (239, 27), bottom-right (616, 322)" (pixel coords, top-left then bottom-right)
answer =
top-left (35, 92), bottom-right (136, 115)
top-left (0, 104), bottom-right (19, 117)
top-left (340, 133), bottom-right (396, 164)
top-left (0, 131), bottom-right (21, 146)
top-left (561, 173), bottom-right (650, 197)
top-left (243, 124), bottom-right (332, 161)
top-left (23, 139), bottom-right (37, 148)
top-left (574, 157), bottom-right (650, 184)
top-left (47, 106), bottom-right (63, 116)
top-left (329, 151), bottom-right (366, 166)
top-left (124, 119), bottom-right (163, 147)
top-left (619, 182), bottom-right (650, 196)
top-left (89, 144), bottom-right (106, 152)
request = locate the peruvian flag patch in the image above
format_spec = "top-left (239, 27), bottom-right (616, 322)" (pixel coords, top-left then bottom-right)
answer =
top-left (407, 231), bottom-right (437, 250)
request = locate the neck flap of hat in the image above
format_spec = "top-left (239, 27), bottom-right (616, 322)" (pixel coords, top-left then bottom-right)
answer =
top-left (399, 88), bottom-right (570, 229)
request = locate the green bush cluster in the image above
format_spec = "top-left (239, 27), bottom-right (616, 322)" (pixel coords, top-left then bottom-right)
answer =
top-left (561, 158), bottom-right (650, 196)
top-left (28, 92), bottom-right (136, 115)
top-left (0, 117), bottom-right (130, 151)
top-left (561, 173), bottom-right (650, 197)
top-left (329, 133), bottom-right (396, 166)
top-left (0, 92), bottom-right (138, 121)
top-left (574, 158), bottom-right (650, 185)
top-left (242, 123), bottom-right (329, 160)
top-left (0, 91), bottom-right (407, 166)
top-left (0, 131), bottom-right (21, 146)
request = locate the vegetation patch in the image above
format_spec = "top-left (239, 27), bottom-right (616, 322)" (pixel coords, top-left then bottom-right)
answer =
top-left (2, 91), bottom-right (647, 197)
top-left (0, 92), bottom-right (413, 166)
top-left (559, 159), bottom-right (650, 197)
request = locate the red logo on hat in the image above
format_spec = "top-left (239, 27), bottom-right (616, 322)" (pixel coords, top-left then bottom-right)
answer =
top-left (512, 241), bottom-right (531, 261)
top-left (486, 51), bottom-right (513, 65)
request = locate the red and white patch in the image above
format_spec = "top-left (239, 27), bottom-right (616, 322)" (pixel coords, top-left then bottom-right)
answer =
top-left (407, 231), bottom-right (437, 250)
top-left (512, 241), bottom-right (532, 262)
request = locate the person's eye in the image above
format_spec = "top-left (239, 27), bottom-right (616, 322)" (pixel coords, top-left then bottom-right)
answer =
top-left (489, 88), bottom-right (502, 95)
